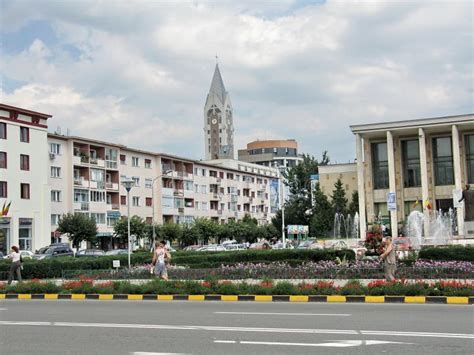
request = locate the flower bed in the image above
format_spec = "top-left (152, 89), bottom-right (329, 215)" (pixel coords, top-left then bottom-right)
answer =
top-left (1, 278), bottom-right (473, 297)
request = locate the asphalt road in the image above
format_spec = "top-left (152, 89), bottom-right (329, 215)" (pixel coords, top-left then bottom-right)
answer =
top-left (0, 300), bottom-right (473, 355)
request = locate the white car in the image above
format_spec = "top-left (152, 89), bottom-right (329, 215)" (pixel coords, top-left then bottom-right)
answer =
top-left (198, 245), bottom-right (226, 252)
top-left (20, 250), bottom-right (35, 260)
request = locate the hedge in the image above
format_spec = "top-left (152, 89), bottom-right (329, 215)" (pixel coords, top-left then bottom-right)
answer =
top-left (419, 246), bottom-right (474, 262)
top-left (0, 249), bottom-right (355, 280)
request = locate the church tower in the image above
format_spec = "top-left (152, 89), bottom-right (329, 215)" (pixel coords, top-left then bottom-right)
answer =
top-left (204, 64), bottom-right (234, 160)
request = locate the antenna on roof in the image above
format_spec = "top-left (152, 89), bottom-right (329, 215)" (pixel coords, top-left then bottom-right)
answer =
top-left (56, 126), bottom-right (61, 135)
top-left (66, 128), bottom-right (70, 136)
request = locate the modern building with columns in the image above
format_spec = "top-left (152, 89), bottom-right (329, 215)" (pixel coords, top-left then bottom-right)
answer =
top-left (351, 114), bottom-right (474, 240)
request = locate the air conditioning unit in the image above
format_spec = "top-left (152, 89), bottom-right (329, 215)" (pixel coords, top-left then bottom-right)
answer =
top-left (49, 153), bottom-right (56, 160)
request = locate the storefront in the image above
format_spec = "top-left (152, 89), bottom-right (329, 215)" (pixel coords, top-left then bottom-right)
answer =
top-left (0, 217), bottom-right (11, 255)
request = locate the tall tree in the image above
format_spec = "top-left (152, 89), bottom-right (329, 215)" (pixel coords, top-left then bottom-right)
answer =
top-left (331, 178), bottom-right (348, 215)
top-left (57, 213), bottom-right (97, 248)
top-left (113, 215), bottom-right (148, 244)
top-left (192, 217), bottom-right (219, 244)
top-left (348, 191), bottom-right (359, 216)
top-left (310, 182), bottom-right (333, 237)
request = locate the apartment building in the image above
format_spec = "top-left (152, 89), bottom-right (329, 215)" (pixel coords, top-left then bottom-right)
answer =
top-left (318, 163), bottom-right (358, 201)
top-left (351, 114), bottom-right (474, 239)
top-left (47, 134), bottom-right (279, 248)
top-left (0, 104), bottom-right (51, 253)
top-left (238, 139), bottom-right (303, 168)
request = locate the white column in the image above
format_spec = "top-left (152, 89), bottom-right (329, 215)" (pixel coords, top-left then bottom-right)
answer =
top-left (452, 125), bottom-right (464, 237)
top-left (419, 128), bottom-right (430, 238)
top-left (356, 134), bottom-right (367, 239)
top-left (386, 131), bottom-right (398, 238)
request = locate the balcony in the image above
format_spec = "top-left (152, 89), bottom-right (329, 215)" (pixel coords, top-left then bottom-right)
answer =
top-left (106, 161), bottom-right (118, 170)
top-left (89, 181), bottom-right (98, 189)
top-left (73, 155), bottom-right (89, 166)
top-left (74, 177), bottom-right (86, 187)
top-left (217, 210), bottom-right (223, 215)
top-left (107, 203), bottom-right (120, 210)
top-left (106, 182), bottom-right (119, 190)
top-left (161, 187), bottom-right (174, 197)
top-left (172, 171), bottom-right (185, 179)
top-left (178, 207), bottom-right (185, 213)
top-left (74, 202), bottom-right (89, 211)
top-left (173, 190), bottom-right (184, 197)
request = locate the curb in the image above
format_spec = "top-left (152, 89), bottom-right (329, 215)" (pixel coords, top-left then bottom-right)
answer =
top-left (0, 294), bottom-right (472, 304)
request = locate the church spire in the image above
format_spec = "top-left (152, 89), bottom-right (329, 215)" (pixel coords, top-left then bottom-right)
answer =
top-left (208, 64), bottom-right (227, 104)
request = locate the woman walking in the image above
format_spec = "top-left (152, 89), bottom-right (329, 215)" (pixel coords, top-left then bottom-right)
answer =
top-left (7, 245), bottom-right (22, 285)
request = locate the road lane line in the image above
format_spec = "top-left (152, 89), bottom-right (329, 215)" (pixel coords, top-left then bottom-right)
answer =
top-left (215, 340), bottom-right (414, 348)
top-left (214, 312), bottom-right (351, 317)
top-left (0, 321), bottom-right (472, 340)
top-left (214, 340), bottom-right (237, 344)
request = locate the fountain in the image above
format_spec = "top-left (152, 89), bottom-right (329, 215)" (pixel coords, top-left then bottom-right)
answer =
top-left (406, 210), bottom-right (455, 249)
top-left (333, 213), bottom-right (359, 239)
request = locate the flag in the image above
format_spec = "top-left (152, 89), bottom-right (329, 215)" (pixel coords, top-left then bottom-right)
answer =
top-left (413, 199), bottom-right (420, 209)
top-left (423, 200), bottom-right (432, 210)
top-left (1, 201), bottom-right (11, 216)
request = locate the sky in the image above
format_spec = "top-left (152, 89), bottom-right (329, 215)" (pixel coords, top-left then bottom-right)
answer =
top-left (1, 0), bottom-right (473, 163)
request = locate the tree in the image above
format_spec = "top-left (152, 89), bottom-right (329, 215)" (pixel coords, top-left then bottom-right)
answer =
top-left (331, 178), bottom-right (348, 215)
top-left (192, 218), bottom-right (220, 244)
top-left (160, 223), bottom-right (183, 245)
top-left (348, 191), bottom-right (359, 216)
top-left (310, 182), bottom-right (333, 237)
top-left (180, 223), bottom-right (199, 247)
top-left (57, 213), bottom-right (97, 248)
top-left (113, 215), bottom-right (148, 245)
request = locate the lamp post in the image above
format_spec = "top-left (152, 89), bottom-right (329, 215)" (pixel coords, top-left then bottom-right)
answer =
top-left (278, 168), bottom-right (286, 248)
top-left (121, 179), bottom-right (135, 270)
top-left (151, 170), bottom-right (172, 246)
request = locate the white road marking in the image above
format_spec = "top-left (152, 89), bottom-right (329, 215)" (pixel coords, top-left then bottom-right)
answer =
top-left (0, 321), bottom-right (472, 340)
top-left (215, 340), bottom-right (414, 348)
top-left (214, 312), bottom-right (351, 317)
top-left (0, 308), bottom-right (7, 311)
top-left (214, 340), bottom-right (237, 344)
top-left (132, 353), bottom-right (188, 355)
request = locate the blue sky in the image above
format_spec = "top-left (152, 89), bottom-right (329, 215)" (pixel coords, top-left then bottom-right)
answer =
top-left (1, 0), bottom-right (473, 163)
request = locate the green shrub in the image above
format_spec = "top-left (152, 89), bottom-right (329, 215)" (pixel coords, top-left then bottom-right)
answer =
top-left (418, 246), bottom-right (474, 262)
top-left (272, 282), bottom-right (298, 295)
top-left (6, 281), bottom-right (61, 294)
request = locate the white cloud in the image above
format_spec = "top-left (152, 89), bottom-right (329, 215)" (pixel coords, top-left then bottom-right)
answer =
top-left (0, 0), bottom-right (472, 162)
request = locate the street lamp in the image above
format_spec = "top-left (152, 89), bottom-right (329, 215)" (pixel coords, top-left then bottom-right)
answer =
top-left (278, 168), bottom-right (286, 248)
top-left (151, 169), bottom-right (172, 246)
top-left (121, 179), bottom-right (135, 270)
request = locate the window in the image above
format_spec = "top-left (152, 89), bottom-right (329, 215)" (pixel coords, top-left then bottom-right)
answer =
top-left (132, 157), bottom-right (139, 167)
top-left (120, 195), bottom-right (127, 205)
top-left (0, 181), bottom-right (6, 198)
top-left (51, 214), bottom-right (61, 226)
top-left (145, 159), bottom-right (152, 168)
top-left (51, 167), bottom-right (61, 178)
top-left (132, 196), bottom-right (140, 206)
top-left (90, 213), bottom-right (106, 224)
top-left (50, 143), bottom-right (61, 155)
top-left (51, 190), bottom-right (62, 202)
top-left (20, 154), bottom-right (29, 171)
top-left (184, 180), bottom-right (193, 191)
top-left (132, 176), bottom-right (140, 187)
top-left (374, 202), bottom-right (389, 218)
top-left (372, 142), bottom-right (389, 189)
top-left (402, 140), bottom-right (421, 187)
top-left (90, 191), bottom-right (105, 202)
top-left (20, 127), bottom-right (29, 142)
top-left (195, 201), bottom-right (200, 210)
top-left (145, 179), bottom-right (153, 188)
top-left (466, 135), bottom-right (474, 184)
top-left (0, 122), bottom-right (6, 139)
top-left (0, 152), bottom-right (6, 168)
top-left (404, 201), bottom-right (422, 218)
top-left (146, 197), bottom-right (152, 207)
top-left (21, 183), bottom-right (30, 199)
top-left (433, 137), bottom-right (454, 186)
top-left (120, 154), bottom-right (126, 164)
top-left (19, 218), bottom-right (32, 251)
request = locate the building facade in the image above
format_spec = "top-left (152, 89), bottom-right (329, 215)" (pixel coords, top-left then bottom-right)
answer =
top-left (318, 163), bottom-right (357, 202)
top-left (46, 134), bottom-right (279, 249)
top-left (204, 64), bottom-right (234, 160)
top-left (351, 114), bottom-right (474, 240)
top-left (0, 104), bottom-right (51, 253)
top-left (238, 139), bottom-right (303, 168)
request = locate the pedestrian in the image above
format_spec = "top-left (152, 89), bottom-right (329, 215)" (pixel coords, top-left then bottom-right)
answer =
top-left (152, 240), bottom-right (171, 281)
top-left (379, 235), bottom-right (396, 281)
top-left (7, 245), bottom-right (22, 285)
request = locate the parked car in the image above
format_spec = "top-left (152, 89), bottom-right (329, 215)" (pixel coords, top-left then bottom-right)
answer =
top-left (272, 242), bottom-right (294, 249)
top-left (198, 244), bottom-right (226, 252)
top-left (393, 237), bottom-right (412, 259)
top-left (76, 249), bottom-right (106, 258)
top-left (223, 243), bottom-right (247, 251)
top-left (105, 249), bottom-right (129, 256)
top-left (183, 245), bottom-right (203, 251)
top-left (297, 239), bottom-right (324, 250)
top-left (34, 244), bottom-right (74, 260)
top-left (249, 241), bottom-right (271, 250)
top-left (19, 250), bottom-right (34, 260)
